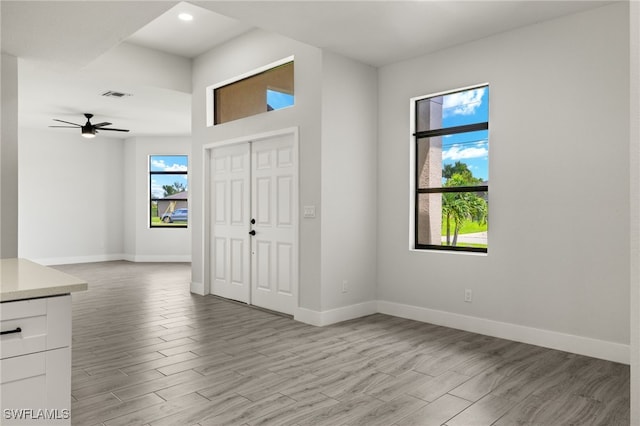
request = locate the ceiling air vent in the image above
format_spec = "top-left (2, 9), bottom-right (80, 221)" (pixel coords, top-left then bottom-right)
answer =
top-left (101, 90), bottom-right (132, 98)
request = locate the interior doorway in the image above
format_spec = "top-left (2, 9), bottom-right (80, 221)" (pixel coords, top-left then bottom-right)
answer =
top-left (206, 129), bottom-right (298, 315)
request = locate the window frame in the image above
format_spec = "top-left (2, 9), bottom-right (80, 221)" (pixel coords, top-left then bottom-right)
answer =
top-left (411, 84), bottom-right (489, 253)
top-left (149, 155), bottom-right (189, 229)
top-left (206, 56), bottom-right (295, 127)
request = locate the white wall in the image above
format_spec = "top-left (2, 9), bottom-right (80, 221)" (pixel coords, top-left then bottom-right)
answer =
top-left (1, 53), bottom-right (19, 258)
top-left (320, 51), bottom-right (378, 311)
top-left (191, 29), bottom-right (324, 310)
top-left (123, 136), bottom-right (191, 262)
top-left (191, 29), bottom-right (380, 322)
top-left (18, 128), bottom-right (125, 264)
top-left (18, 129), bottom-right (191, 264)
top-left (377, 3), bottom-right (630, 362)
top-left (16, 40), bottom-right (193, 265)
top-left (630, 0), bottom-right (639, 420)
top-left (83, 42), bottom-right (192, 94)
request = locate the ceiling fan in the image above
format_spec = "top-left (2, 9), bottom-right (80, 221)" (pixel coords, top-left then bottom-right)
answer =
top-left (49, 113), bottom-right (129, 138)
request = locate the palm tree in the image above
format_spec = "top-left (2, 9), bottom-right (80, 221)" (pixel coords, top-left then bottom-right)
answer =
top-left (442, 172), bottom-right (487, 246)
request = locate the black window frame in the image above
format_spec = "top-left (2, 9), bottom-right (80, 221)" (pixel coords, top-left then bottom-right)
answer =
top-left (413, 86), bottom-right (489, 253)
top-left (149, 155), bottom-right (188, 229)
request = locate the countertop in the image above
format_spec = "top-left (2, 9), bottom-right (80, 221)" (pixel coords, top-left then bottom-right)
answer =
top-left (0, 258), bottom-right (87, 302)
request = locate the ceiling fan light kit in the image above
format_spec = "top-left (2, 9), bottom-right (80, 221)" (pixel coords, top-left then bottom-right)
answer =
top-left (81, 126), bottom-right (96, 138)
top-left (49, 113), bottom-right (129, 138)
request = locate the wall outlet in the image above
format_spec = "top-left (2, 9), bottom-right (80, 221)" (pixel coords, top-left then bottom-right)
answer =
top-left (303, 205), bottom-right (316, 218)
top-left (342, 280), bottom-right (348, 293)
top-left (464, 289), bottom-right (473, 303)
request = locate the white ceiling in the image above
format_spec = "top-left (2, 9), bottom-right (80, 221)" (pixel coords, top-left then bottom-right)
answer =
top-left (196, 1), bottom-right (614, 68)
top-left (2, 0), bottom-right (614, 139)
top-left (127, 2), bottom-right (252, 59)
top-left (1, 1), bottom-right (177, 67)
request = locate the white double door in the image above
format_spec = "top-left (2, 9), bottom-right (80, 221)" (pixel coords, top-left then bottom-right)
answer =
top-left (210, 133), bottom-right (297, 315)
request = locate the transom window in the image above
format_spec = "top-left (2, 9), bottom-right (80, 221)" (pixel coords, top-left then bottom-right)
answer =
top-left (149, 155), bottom-right (188, 228)
top-left (413, 85), bottom-right (489, 252)
top-left (213, 60), bottom-right (294, 125)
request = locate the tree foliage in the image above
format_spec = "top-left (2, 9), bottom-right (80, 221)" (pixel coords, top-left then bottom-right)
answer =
top-left (442, 163), bottom-right (487, 246)
top-left (443, 161), bottom-right (475, 180)
top-left (163, 182), bottom-right (186, 197)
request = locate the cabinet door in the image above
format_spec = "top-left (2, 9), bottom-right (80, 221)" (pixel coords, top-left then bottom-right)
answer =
top-left (1, 348), bottom-right (71, 425)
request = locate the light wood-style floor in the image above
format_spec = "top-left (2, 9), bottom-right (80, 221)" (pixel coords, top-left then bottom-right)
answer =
top-left (55, 261), bottom-right (630, 426)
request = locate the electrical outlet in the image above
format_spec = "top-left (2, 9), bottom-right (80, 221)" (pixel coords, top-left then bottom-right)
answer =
top-left (303, 205), bottom-right (316, 218)
top-left (342, 280), bottom-right (348, 293)
top-left (464, 289), bottom-right (473, 303)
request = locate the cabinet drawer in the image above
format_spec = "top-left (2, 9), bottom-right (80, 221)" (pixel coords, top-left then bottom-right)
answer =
top-left (0, 296), bottom-right (71, 359)
top-left (1, 348), bottom-right (71, 425)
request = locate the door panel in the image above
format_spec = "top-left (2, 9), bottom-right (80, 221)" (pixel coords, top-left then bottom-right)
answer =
top-left (255, 240), bottom-right (271, 291)
top-left (255, 177), bottom-right (271, 225)
top-left (214, 238), bottom-right (226, 281)
top-left (230, 179), bottom-right (245, 225)
top-left (214, 182), bottom-right (226, 223)
top-left (276, 242), bottom-right (293, 295)
top-left (277, 176), bottom-right (293, 226)
top-left (210, 144), bottom-right (251, 304)
top-left (250, 134), bottom-right (297, 315)
top-left (230, 238), bottom-right (246, 285)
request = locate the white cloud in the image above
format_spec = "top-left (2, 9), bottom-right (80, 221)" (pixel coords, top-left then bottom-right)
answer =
top-left (150, 159), bottom-right (166, 169)
top-left (443, 87), bottom-right (486, 116)
top-left (150, 178), bottom-right (164, 198)
top-left (150, 159), bottom-right (187, 171)
top-left (443, 145), bottom-right (488, 160)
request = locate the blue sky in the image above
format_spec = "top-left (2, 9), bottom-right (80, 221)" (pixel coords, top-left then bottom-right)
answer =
top-left (441, 87), bottom-right (489, 182)
top-left (267, 89), bottom-right (294, 110)
top-left (150, 155), bottom-right (188, 199)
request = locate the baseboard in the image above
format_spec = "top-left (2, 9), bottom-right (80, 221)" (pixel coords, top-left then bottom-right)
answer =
top-left (190, 281), bottom-right (205, 296)
top-left (31, 254), bottom-right (191, 266)
top-left (295, 301), bottom-right (378, 327)
top-left (377, 300), bottom-right (629, 365)
top-left (26, 254), bottom-right (630, 364)
top-left (128, 255), bottom-right (192, 263)
top-left (31, 254), bottom-right (126, 266)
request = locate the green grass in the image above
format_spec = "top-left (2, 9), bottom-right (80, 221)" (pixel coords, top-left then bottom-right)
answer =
top-left (441, 219), bottom-right (487, 236)
top-left (442, 242), bottom-right (487, 249)
top-left (150, 217), bottom-right (186, 227)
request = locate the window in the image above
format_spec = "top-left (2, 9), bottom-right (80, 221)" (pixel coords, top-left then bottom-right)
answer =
top-left (266, 88), bottom-right (294, 111)
top-left (413, 85), bottom-right (489, 252)
top-left (149, 155), bottom-right (188, 228)
top-left (213, 60), bottom-right (294, 125)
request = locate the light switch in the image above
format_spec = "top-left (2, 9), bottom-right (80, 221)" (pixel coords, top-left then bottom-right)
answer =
top-left (303, 205), bottom-right (316, 218)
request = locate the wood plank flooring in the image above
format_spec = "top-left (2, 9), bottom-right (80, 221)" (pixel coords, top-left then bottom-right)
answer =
top-left (55, 261), bottom-right (630, 426)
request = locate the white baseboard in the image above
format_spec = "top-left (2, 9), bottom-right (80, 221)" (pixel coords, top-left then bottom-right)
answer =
top-left (127, 255), bottom-right (191, 263)
top-left (32, 254), bottom-right (191, 266)
top-left (32, 254), bottom-right (126, 266)
top-left (190, 281), bottom-right (205, 296)
top-left (295, 301), bottom-right (378, 327)
top-left (28, 254), bottom-right (630, 364)
top-left (377, 300), bottom-right (629, 365)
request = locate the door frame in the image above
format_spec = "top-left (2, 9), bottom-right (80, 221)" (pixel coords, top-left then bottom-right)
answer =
top-left (202, 127), bottom-right (299, 313)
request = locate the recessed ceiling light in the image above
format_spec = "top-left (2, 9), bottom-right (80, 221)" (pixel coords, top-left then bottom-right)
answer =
top-left (178, 13), bottom-right (193, 22)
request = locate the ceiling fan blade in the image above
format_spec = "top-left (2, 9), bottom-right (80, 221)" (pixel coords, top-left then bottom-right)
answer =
top-left (92, 122), bottom-right (112, 128)
top-left (49, 126), bottom-right (79, 128)
top-left (98, 128), bottom-right (129, 132)
top-left (53, 119), bottom-right (81, 127)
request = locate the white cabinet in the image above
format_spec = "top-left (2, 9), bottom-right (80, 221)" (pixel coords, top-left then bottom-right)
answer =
top-left (1, 295), bottom-right (72, 425)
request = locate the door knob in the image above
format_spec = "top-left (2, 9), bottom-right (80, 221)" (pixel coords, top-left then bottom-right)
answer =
top-left (249, 230), bottom-right (256, 236)
top-left (251, 218), bottom-right (256, 224)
